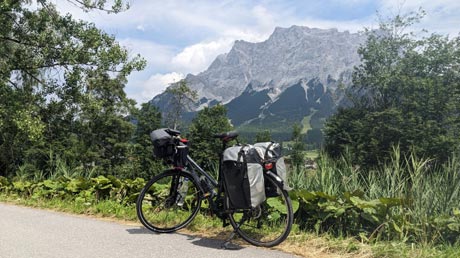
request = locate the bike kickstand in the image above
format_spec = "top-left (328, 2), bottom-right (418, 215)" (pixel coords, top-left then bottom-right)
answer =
top-left (221, 229), bottom-right (239, 250)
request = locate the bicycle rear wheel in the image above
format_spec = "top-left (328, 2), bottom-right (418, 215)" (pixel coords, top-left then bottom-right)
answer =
top-left (136, 169), bottom-right (202, 233)
top-left (227, 174), bottom-right (293, 247)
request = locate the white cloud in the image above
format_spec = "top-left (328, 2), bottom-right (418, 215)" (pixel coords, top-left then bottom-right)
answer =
top-left (136, 25), bottom-right (145, 32)
top-left (130, 72), bottom-right (185, 105)
top-left (118, 38), bottom-right (177, 71)
top-left (171, 39), bottom-right (235, 74)
top-left (53, 0), bottom-right (460, 39)
top-left (252, 5), bottom-right (276, 30)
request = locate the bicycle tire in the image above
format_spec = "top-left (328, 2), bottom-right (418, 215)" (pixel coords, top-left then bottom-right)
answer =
top-left (136, 169), bottom-right (202, 233)
top-left (227, 174), bottom-right (293, 247)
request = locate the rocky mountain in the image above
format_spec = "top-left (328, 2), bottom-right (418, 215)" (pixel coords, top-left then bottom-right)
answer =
top-left (151, 25), bottom-right (366, 142)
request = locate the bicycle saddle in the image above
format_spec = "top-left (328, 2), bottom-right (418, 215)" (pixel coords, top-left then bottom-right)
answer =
top-left (213, 131), bottom-right (239, 141)
top-left (165, 128), bottom-right (181, 136)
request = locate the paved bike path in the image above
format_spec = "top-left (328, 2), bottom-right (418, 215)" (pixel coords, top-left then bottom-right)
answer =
top-left (0, 203), bottom-right (298, 258)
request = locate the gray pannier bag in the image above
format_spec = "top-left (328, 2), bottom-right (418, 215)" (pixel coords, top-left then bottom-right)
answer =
top-left (254, 142), bottom-right (291, 191)
top-left (222, 145), bottom-right (266, 209)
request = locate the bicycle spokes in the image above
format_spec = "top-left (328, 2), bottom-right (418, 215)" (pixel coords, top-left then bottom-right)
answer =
top-left (226, 175), bottom-right (293, 247)
top-left (137, 170), bottom-right (202, 232)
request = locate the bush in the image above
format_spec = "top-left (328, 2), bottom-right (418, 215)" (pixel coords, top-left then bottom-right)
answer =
top-left (288, 147), bottom-right (460, 244)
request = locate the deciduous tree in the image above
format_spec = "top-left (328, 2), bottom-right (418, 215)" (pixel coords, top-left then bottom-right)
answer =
top-left (188, 105), bottom-right (233, 168)
top-left (0, 1), bottom-right (145, 176)
top-left (324, 10), bottom-right (460, 167)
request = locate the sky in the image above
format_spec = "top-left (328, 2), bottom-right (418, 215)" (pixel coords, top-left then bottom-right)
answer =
top-left (52, 0), bottom-right (460, 105)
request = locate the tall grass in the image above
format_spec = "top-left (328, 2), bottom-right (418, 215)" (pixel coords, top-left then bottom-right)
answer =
top-left (289, 146), bottom-right (460, 244)
top-left (13, 153), bottom-right (98, 182)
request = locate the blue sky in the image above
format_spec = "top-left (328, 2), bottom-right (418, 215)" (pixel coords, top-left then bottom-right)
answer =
top-left (54, 0), bottom-right (460, 105)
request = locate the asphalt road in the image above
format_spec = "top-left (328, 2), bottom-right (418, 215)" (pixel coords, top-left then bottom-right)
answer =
top-left (0, 203), bottom-right (298, 258)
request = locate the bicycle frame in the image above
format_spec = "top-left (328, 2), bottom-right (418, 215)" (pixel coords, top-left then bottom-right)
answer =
top-left (181, 137), bottom-right (232, 197)
top-left (186, 155), bottom-right (219, 189)
top-left (137, 130), bottom-right (293, 247)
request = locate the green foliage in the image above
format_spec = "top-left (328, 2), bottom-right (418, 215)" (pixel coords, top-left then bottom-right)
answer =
top-left (2, 147), bottom-right (460, 247)
top-left (0, 176), bottom-right (10, 193)
top-left (290, 123), bottom-right (305, 170)
top-left (66, 0), bottom-right (129, 13)
top-left (291, 190), bottom-right (399, 239)
top-left (254, 129), bottom-right (272, 142)
top-left (131, 103), bottom-right (164, 178)
top-left (305, 128), bottom-right (323, 149)
top-left (291, 186), bottom-right (460, 244)
top-left (188, 104), bottom-right (233, 168)
top-left (0, 1), bottom-right (146, 177)
top-left (324, 10), bottom-right (460, 167)
top-left (1, 175), bottom-right (145, 206)
top-left (289, 147), bottom-right (460, 244)
top-left (165, 80), bottom-right (198, 130)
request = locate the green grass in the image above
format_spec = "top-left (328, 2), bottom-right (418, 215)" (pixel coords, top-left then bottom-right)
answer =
top-left (370, 241), bottom-right (460, 258)
top-left (300, 115), bottom-right (312, 134)
top-left (288, 147), bottom-right (460, 246)
top-left (304, 150), bottom-right (318, 159)
top-left (0, 193), bottom-right (138, 221)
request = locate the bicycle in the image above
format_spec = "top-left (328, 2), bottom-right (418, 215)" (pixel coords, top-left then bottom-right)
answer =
top-left (136, 128), bottom-right (293, 247)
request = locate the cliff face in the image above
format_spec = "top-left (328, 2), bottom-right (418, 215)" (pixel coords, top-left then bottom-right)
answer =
top-left (151, 25), bottom-right (365, 140)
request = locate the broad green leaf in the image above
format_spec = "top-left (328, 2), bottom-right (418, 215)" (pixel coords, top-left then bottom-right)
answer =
top-left (297, 190), bottom-right (317, 202)
top-left (108, 175), bottom-right (122, 188)
top-left (267, 197), bottom-right (288, 214)
top-left (392, 221), bottom-right (402, 233)
top-left (268, 211), bottom-right (281, 221)
top-left (453, 208), bottom-right (460, 217)
top-left (291, 199), bottom-right (300, 213)
top-left (0, 176), bottom-right (9, 187)
top-left (335, 207), bottom-right (346, 217)
top-left (43, 180), bottom-right (60, 190)
top-left (379, 197), bottom-right (403, 207)
top-left (361, 212), bottom-right (379, 224)
top-left (350, 196), bottom-right (381, 209)
top-left (447, 223), bottom-right (460, 232)
top-left (316, 191), bottom-right (336, 201)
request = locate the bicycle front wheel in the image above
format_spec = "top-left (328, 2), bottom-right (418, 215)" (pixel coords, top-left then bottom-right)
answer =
top-left (227, 174), bottom-right (293, 247)
top-left (136, 169), bottom-right (202, 233)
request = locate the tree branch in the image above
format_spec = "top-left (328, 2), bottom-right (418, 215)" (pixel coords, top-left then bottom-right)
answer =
top-left (8, 79), bottom-right (20, 90)
top-left (22, 70), bottom-right (46, 87)
top-left (66, 0), bottom-right (125, 14)
top-left (0, 36), bottom-right (63, 51)
top-left (0, 36), bottom-right (22, 45)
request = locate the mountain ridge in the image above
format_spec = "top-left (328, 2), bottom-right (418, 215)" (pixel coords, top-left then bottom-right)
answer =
top-left (150, 25), bottom-right (366, 141)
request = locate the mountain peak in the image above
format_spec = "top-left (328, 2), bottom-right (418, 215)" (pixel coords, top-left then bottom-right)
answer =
top-left (153, 25), bottom-right (365, 110)
top-left (271, 25), bottom-right (340, 37)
